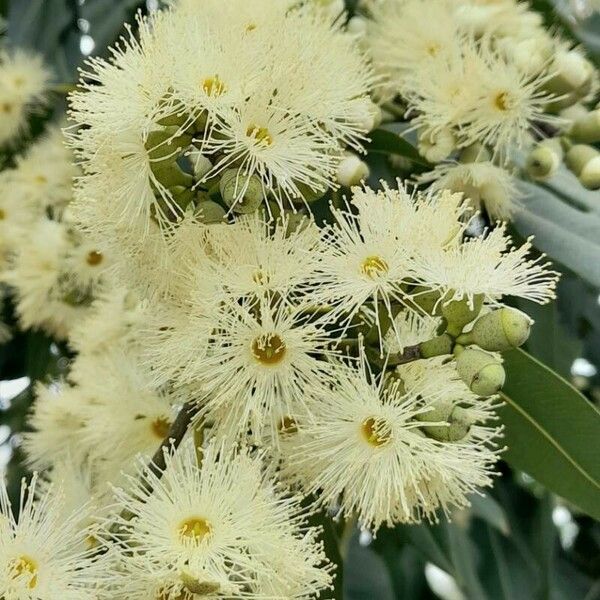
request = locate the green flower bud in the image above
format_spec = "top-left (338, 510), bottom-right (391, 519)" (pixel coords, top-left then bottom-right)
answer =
top-left (416, 400), bottom-right (472, 442)
top-left (419, 333), bottom-right (454, 358)
top-left (525, 139), bottom-right (563, 181)
top-left (565, 145), bottom-right (600, 190)
top-left (455, 348), bottom-right (506, 396)
top-left (150, 161), bottom-right (194, 188)
top-left (441, 294), bottom-right (484, 337)
top-left (219, 169), bottom-right (264, 213)
top-left (195, 199), bottom-right (226, 224)
top-left (459, 307), bottom-right (532, 351)
top-left (145, 128), bottom-right (193, 160)
top-left (192, 153), bottom-right (213, 180)
top-left (411, 286), bottom-right (442, 315)
top-left (570, 110), bottom-right (600, 144)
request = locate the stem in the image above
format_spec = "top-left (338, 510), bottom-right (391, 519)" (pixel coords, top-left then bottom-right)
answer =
top-left (148, 401), bottom-right (200, 477)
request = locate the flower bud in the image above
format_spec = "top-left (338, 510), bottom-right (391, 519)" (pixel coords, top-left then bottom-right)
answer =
top-left (416, 400), bottom-right (472, 442)
top-left (418, 128), bottom-right (456, 163)
top-left (336, 153), bottom-right (370, 187)
top-left (219, 169), bottom-right (264, 213)
top-left (459, 307), bottom-right (532, 351)
top-left (411, 287), bottom-right (442, 315)
top-left (545, 49), bottom-right (592, 96)
top-left (347, 15), bottom-right (368, 36)
top-left (565, 145), bottom-right (600, 190)
top-left (455, 348), bottom-right (505, 396)
top-left (150, 161), bottom-right (194, 188)
top-left (525, 139), bottom-right (563, 181)
top-left (419, 333), bottom-right (454, 358)
top-left (570, 110), bottom-right (600, 144)
top-left (195, 199), bottom-right (226, 224)
top-left (441, 294), bottom-right (484, 337)
top-left (145, 127), bottom-right (193, 160)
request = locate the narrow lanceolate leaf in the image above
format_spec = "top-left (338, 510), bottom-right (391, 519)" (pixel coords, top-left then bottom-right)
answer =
top-left (499, 348), bottom-right (600, 520)
top-left (366, 128), bottom-right (430, 167)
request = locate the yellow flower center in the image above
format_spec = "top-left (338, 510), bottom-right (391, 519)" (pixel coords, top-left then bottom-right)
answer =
top-left (252, 269), bottom-right (269, 286)
top-left (426, 42), bottom-right (441, 57)
top-left (246, 124), bottom-right (273, 146)
top-left (34, 175), bottom-right (47, 184)
top-left (360, 256), bottom-right (389, 279)
top-left (361, 416), bottom-right (392, 447)
top-left (0, 208), bottom-right (5, 220)
top-left (279, 416), bottom-right (298, 435)
top-left (246, 23), bottom-right (257, 32)
top-left (202, 76), bottom-right (226, 97)
top-left (252, 334), bottom-right (286, 365)
top-left (178, 517), bottom-right (212, 542)
top-left (9, 555), bottom-right (38, 589)
top-left (86, 250), bottom-right (104, 266)
top-left (1, 102), bottom-right (14, 114)
top-left (493, 91), bottom-right (513, 112)
top-left (151, 416), bottom-right (171, 439)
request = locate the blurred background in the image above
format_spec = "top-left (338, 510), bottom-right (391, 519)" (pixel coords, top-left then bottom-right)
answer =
top-left (0, 1), bottom-right (599, 598)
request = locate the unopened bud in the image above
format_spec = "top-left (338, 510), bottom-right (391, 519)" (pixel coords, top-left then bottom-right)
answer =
top-left (525, 139), bottom-right (563, 180)
top-left (418, 128), bottom-right (456, 163)
top-left (570, 110), bottom-right (600, 144)
top-left (219, 169), bottom-right (264, 213)
top-left (419, 333), bottom-right (454, 358)
top-left (455, 348), bottom-right (505, 396)
top-left (145, 127), bottom-right (193, 160)
top-left (441, 294), bottom-right (484, 337)
top-left (459, 307), bottom-right (532, 351)
top-left (565, 145), bottom-right (600, 190)
top-left (195, 199), bottom-right (226, 224)
top-left (546, 49), bottom-right (592, 95)
top-left (411, 287), bottom-right (442, 315)
top-left (150, 161), bottom-right (194, 188)
top-left (347, 15), bottom-right (368, 36)
top-left (336, 153), bottom-right (370, 187)
top-left (416, 400), bottom-right (472, 442)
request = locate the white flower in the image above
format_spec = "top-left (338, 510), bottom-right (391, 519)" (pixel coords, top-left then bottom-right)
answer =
top-left (150, 296), bottom-right (335, 443)
top-left (0, 475), bottom-right (103, 600)
top-left (284, 351), bottom-right (500, 530)
top-left (411, 225), bottom-right (559, 305)
top-left (420, 160), bottom-right (519, 219)
top-left (0, 49), bottom-right (50, 147)
top-left (109, 439), bottom-right (331, 598)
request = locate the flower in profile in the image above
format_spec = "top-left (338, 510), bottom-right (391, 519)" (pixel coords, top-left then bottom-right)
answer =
top-left (109, 440), bottom-right (331, 598)
top-left (284, 350), bottom-right (500, 531)
top-left (0, 475), bottom-right (103, 599)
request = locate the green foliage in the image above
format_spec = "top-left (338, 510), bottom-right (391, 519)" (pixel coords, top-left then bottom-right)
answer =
top-left (500, 348), bottom-right (600, 521)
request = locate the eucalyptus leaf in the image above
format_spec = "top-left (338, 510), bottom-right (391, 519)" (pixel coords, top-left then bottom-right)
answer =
top-left (366, 128), bottom-right (429, 167)
top-left (500, 348), bottom-right (600, 520)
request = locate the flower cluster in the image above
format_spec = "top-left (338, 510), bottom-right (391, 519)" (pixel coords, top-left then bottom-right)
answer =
top-left (362, 0), bottom-right (598, 216)
top-left (0, 0), bottom-right (577, 598)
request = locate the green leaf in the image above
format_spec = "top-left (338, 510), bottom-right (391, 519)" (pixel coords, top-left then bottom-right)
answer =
top-left (499, 348), bottom-right (600, 520)
top-left (366, 128), bottom-right (430, 167)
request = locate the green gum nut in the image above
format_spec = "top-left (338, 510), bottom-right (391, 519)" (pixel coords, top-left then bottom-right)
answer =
top-left (570, 110), bottom-right (600, 144)
top-left (565, 145), bottom-right (600, 190)
top-left (525, 142), bottom-right (562, 180)
top-left (419, 333), bottom-right (454, 358)
top-left (195, 199), bottom-right (226, 224)
top-left (150, 161), bottom-right (194, 188)
top-left (415, 400), bottom-right (472, 442)
top-left (411, 287), bottom-right (442, 315)
top-left (441, 294), bottom-right (484, 337)
top-left (455, 348), bottom-right (506, 396)
top-left (145, 127), bottom-right (193, 160)
top-left (460, 307), bottom-right (532, 352)
top-left (219, 169), bottom-right (264, 213)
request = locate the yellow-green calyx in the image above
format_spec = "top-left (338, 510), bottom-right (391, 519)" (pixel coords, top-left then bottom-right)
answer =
top-left (416, 400), bottom-right (473, 442)
top-left (219, 169), bottom-right (264, 213)
top-left (180, 571), bottom-right (220, 595)
top-left (565, 144), bottom-right (600, 190)
top-left (455, 347), bottom-right (506, 396)
top-left (525, 140), bottom-right (562, 181)
top-left (457, 307), bottom-right (532, 352)
top-left (441, 294), bottom-right (484, 337)
top-left (195, 199), bottom-right (226, 224)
